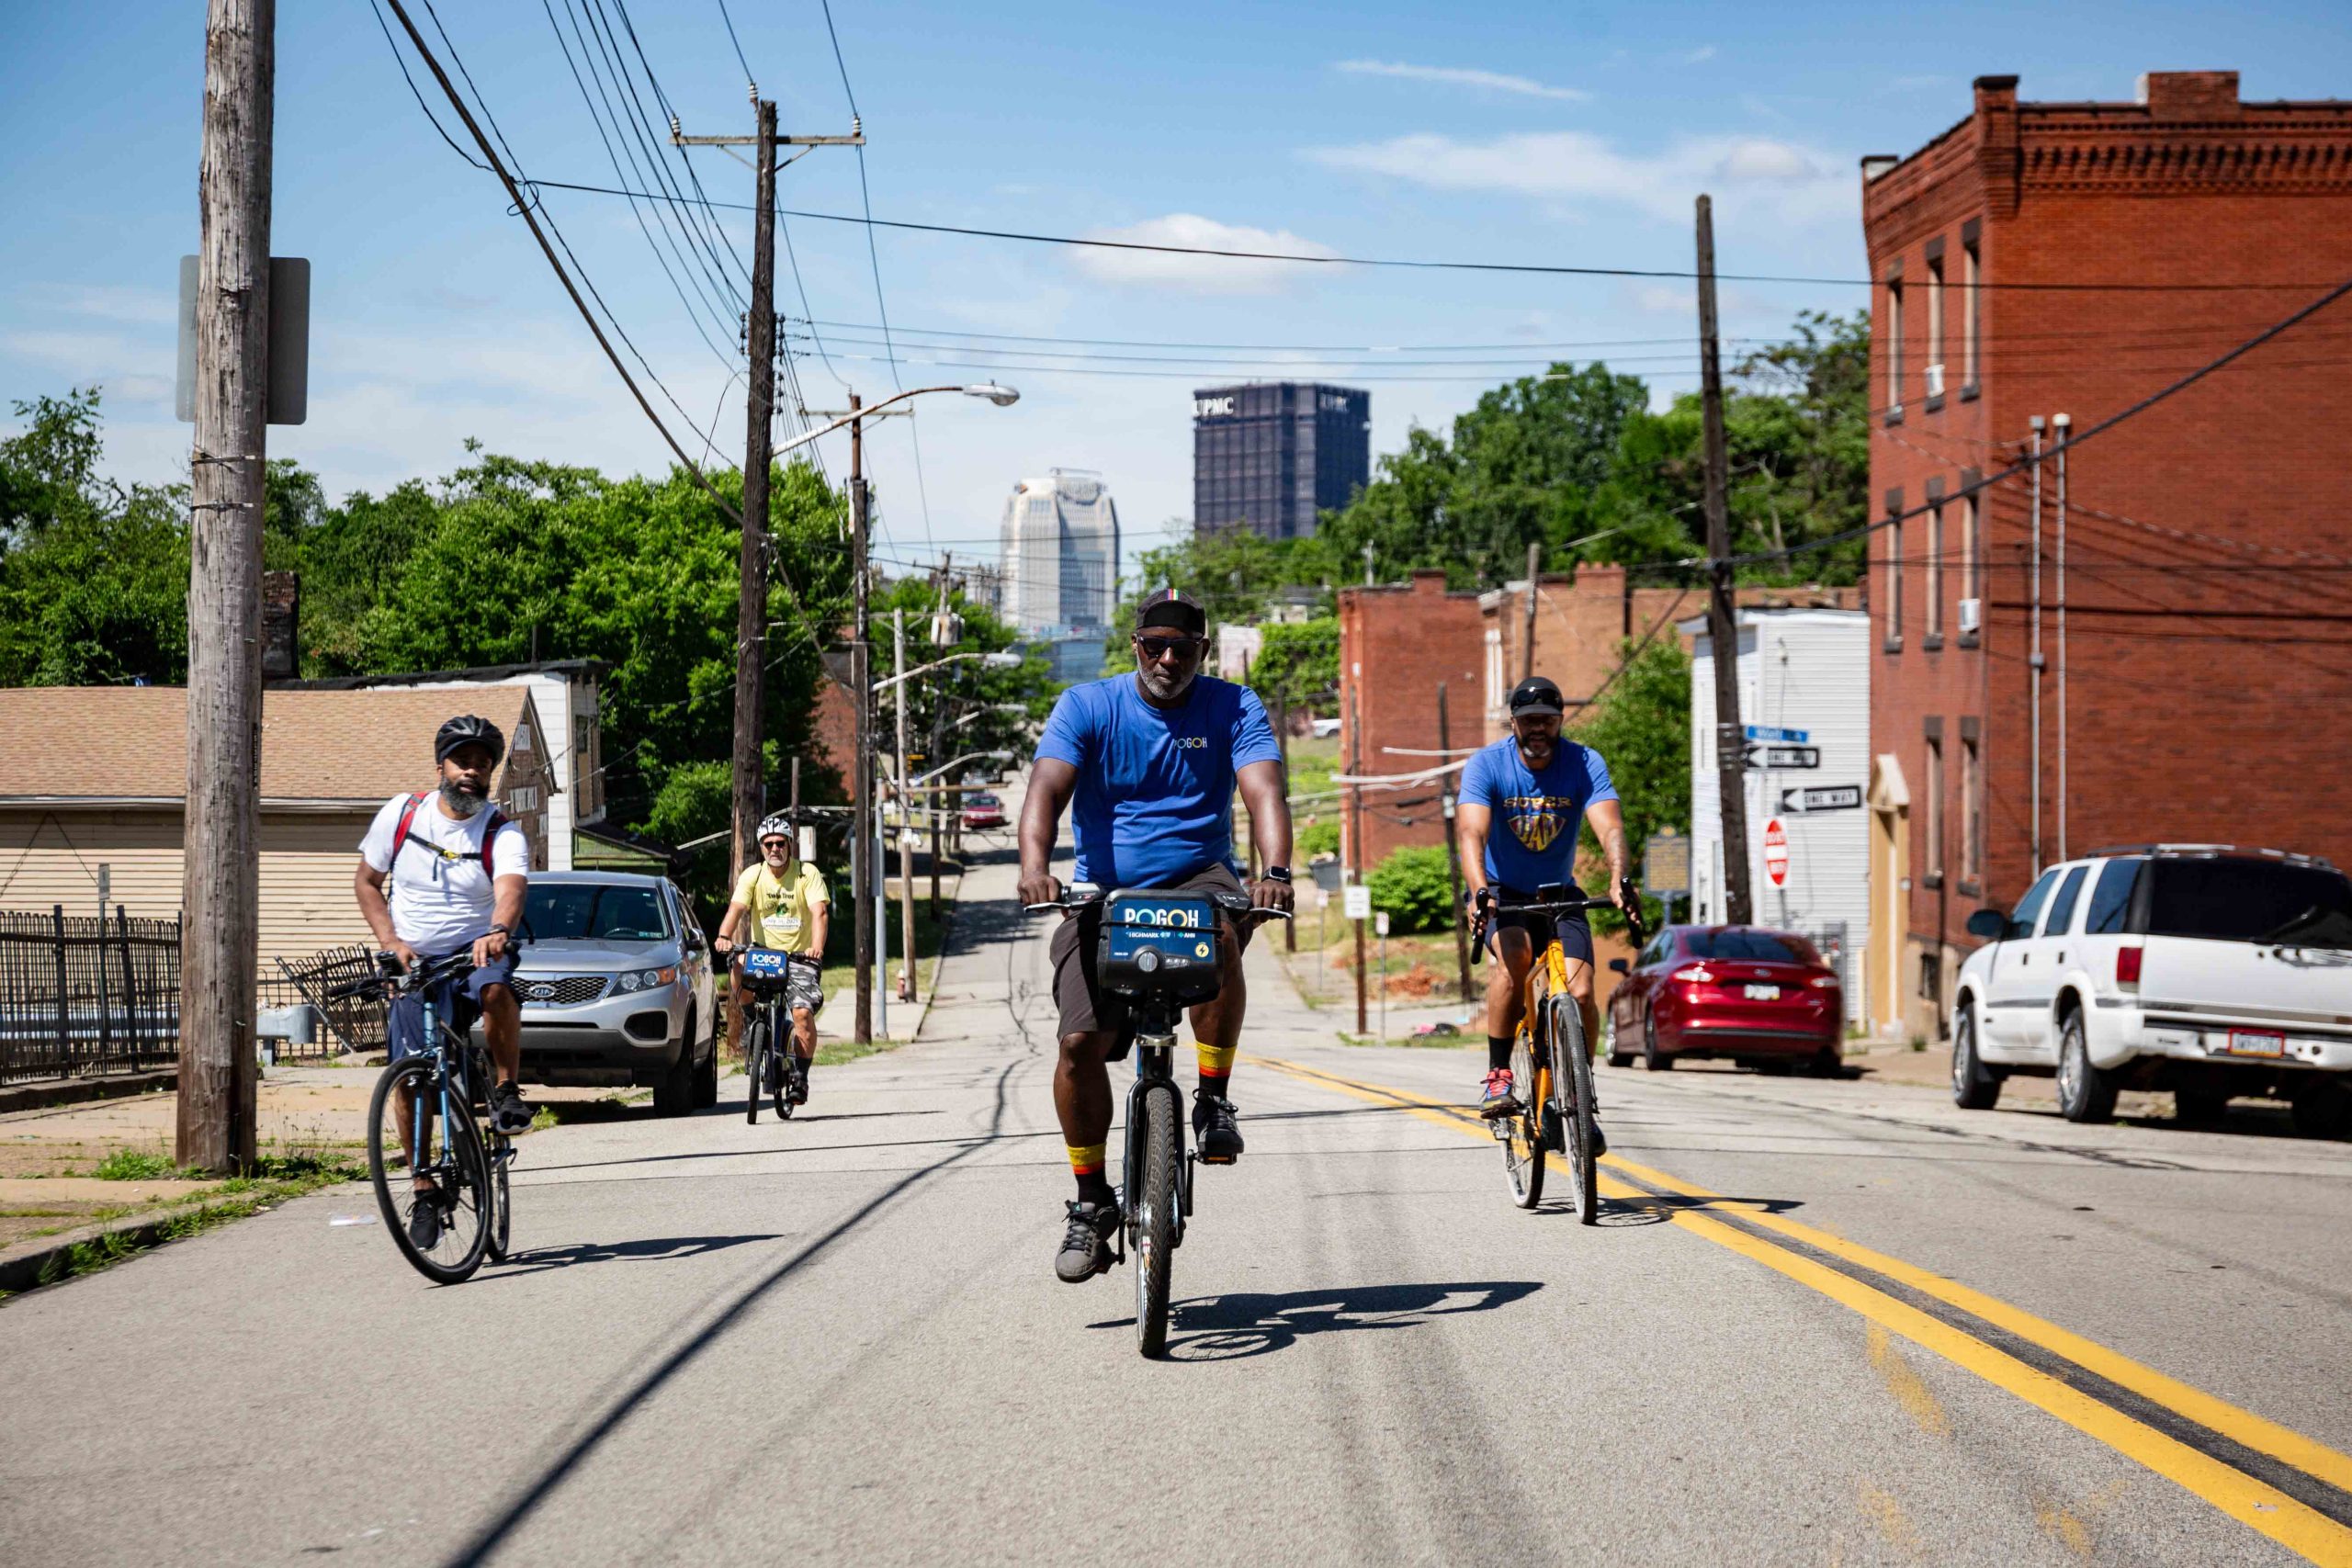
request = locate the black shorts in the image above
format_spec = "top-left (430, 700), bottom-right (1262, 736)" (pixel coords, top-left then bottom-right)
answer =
top-left (1482, 886), bottom-right (1595, 967)
top-left (1050, 862), bottom-right (1252, 1040)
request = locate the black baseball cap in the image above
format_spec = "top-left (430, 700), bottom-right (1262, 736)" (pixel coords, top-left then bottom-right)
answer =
top-left (1134, 589), bottom-right (1206, 637)
top-left (1507, 676), bottom-right (1565, 717)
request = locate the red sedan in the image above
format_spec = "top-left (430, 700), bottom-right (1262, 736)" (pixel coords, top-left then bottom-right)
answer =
top-left (960, 790), bottom-right (1006, 830)
top-left (1604, 925), bottom-right (1844, 1076)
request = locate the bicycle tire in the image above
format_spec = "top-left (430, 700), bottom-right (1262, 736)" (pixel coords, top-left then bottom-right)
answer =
top-left (773, 1014), bottom-right (794, 1121)
top-left (1134, 1087), bottom-right (1179, 1359)
top-left (484, 1132), bottom-right (513, 1262)
top-left (1551, 996), bottom-right (1599, 1224)
top-left (368, 1059), bottom-right (493, 1285)
top-left (743, 1012), bottom-right (765, 1125)
top-left (1503, 1027), bottom-right (1544, 1210)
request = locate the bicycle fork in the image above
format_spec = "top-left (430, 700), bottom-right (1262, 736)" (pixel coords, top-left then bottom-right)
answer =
top-left (1120, 1034), bottom-right (1193, 1265)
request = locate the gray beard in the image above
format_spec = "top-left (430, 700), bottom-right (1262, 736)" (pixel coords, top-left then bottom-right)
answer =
top-left (439, 781), bottom-right (488, 818)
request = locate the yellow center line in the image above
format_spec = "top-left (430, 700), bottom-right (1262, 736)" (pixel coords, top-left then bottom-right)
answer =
top-left (1250, 1053), bottom-right (2352, 1567)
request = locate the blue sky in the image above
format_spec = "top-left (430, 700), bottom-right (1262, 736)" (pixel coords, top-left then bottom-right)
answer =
top-left (6, 2), bottom-right (2349, 571)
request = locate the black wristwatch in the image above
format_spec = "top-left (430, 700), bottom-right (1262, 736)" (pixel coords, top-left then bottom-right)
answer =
top-left (1262, 865), bottom-right (1293, 885)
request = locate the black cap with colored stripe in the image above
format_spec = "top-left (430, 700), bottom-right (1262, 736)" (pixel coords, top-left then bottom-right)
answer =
top-left (1134, 588), bottom-right (1206, 636)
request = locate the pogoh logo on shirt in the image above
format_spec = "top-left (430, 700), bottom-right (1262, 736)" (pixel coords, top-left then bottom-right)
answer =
top-left (1174, 736), bottom-right (1207, 750)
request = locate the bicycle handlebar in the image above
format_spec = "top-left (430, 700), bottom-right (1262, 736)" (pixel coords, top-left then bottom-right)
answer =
top-left (1469, 881), bottom-right (1648, 962)
top-left (1023, 888), bottom-right (1294, 921)
top-left (326, 942), bottom-right (507, 1001)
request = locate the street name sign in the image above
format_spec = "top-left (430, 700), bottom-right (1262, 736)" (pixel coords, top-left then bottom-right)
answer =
top-left (1743, 725), bottom-right (1809, 744)
top-left (1763, 818), bottom-right (1790, 886)
top-left (1781, 784), bottom-right (1864, 815)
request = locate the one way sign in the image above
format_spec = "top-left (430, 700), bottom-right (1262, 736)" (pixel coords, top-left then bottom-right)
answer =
top-left (1780, 784), bottom-right (1863, 814)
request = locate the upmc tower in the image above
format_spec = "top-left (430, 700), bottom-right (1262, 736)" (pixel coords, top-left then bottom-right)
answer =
top-left (1192, 382), bottom-right (1370, 540)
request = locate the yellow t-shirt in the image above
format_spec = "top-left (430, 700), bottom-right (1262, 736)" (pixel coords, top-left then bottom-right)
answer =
top-left (732, 862), bottom-right (829, 954)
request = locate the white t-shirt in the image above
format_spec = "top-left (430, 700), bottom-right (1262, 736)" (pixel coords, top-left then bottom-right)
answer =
top-left (358, 793), bottom-right (531, 954)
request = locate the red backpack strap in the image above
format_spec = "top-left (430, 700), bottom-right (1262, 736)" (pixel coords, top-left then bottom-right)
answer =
top-left (479, 807), bottom-right (509, 877)
top-left (390, 792), bottom-right (427, 864)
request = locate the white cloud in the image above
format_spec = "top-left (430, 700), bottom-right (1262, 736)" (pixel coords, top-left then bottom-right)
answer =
top-left (1302, 130), bottom-right (1852, 226)
top-left (1069, 214), bottom-right (1338, 296)
top-left (1683, 45), bottom-right (1718, 64)
top-left (27, 284), bottom-right (179, 326)
top-left (1333, 59), bottom-right (1589, 102)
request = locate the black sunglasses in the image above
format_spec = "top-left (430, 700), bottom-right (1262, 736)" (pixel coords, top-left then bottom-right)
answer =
top-left (1133, 634), bottom-right (1203, 661)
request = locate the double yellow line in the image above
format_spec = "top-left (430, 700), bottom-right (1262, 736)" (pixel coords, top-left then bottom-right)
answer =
top-left (1255, 1055), bottom-right (2352, 1566)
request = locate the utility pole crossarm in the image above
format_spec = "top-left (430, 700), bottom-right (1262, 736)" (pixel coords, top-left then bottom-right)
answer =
top-left (673, 132), bottom-right (865, 147)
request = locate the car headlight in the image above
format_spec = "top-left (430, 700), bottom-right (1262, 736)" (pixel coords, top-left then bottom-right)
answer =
top-left (617, 971), bottom-right (640, 992)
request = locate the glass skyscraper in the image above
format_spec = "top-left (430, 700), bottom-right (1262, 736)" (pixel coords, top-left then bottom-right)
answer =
top-left (1192, 382), bottom-right (1371, 539)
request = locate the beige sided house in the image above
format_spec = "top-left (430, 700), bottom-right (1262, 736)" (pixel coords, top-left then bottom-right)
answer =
top-left (0, 686), bottom-right (560, 967)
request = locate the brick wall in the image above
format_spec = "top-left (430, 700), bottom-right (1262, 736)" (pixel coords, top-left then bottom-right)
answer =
top-left (1336, 571), bottom-right (1485, 868)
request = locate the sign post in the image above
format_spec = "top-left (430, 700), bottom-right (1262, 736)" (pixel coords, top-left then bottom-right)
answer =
top-left (1764, 818), bottom-right (1790, 888)
top-left (1374, 908), bottom-right (1391, 1041)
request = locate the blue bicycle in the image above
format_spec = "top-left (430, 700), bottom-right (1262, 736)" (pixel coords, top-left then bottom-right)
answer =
top-left (339, 949), bottom-right (514, 1283)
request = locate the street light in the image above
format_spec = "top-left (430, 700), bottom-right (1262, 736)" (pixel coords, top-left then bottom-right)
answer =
top-left (873, 649), bottom-right (1020, 694)
top-left (774, 383), bottom-right (1020, 457)
top-left (963, 382), bottom-right (1020, 407)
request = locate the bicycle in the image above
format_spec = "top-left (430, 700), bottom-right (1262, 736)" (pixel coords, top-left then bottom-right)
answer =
top-left (1472, 883), bottom-right (1643, 1225)
top-left (735, 946), bottom-right (816, 1123)
top-left (333, 948), bottom-right (519, 1284)
top-left (1026, 884), bottom-right (1291, 1359)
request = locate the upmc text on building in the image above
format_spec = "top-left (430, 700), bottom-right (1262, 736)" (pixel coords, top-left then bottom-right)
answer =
top-left (1192, 381), bottom-right (1370, 540)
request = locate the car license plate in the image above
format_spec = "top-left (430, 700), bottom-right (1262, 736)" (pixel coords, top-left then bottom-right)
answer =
top-left (2224, 1029), bottom-right (2285, 1058)
top-left (1744, 984), bottom-right (1781, 1000)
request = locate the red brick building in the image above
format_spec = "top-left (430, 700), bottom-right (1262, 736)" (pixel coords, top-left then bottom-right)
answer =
top-left (1863, 71), bottom-right (2352, 1037)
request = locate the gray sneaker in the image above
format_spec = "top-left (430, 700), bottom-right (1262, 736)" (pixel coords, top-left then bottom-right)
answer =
top-left (1054, 1199), bottom-right (1119, 1283)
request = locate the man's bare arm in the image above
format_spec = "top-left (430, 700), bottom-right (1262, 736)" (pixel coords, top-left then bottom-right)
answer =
top-left (1585, 798), bottom-right (1634, 913)
top-left (1235, 758), bottom-right (1293, 910)
top-left (1456, 802), bottom-right (1493, 898)
top-left (353, 863), bottom-right (417, 968)
top-left (1018, 758), bottom-right (1080, 907)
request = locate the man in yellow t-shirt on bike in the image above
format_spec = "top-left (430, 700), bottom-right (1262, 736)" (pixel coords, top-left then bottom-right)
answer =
top-left (715, 813), bottom-right (829, 1105)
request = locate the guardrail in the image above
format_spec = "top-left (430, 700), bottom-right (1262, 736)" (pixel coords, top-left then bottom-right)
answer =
top-left (0, 907), bottom-right (182, 1084)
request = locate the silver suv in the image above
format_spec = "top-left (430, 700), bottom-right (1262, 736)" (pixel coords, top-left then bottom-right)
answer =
top-left (488, 871), bottom-right (718, 1117)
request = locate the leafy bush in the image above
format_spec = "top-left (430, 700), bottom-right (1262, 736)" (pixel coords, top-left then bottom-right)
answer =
top-left (1367, 844), bottom-right (1456, 934)
top-left (93, 1148), bottom-right (182, 1181)
top-left (1295, 819), bottom-right (1340, 859)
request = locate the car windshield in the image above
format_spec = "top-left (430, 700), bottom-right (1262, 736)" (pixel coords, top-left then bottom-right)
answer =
top-left (1680, 930), bottom-right (1820, 964)
top-left (523, 883), bottom-right (672, 942)
top-left (969, 793), bottom-right (1000, 807)
top-left (2146, 859), bottom-right (2352, 950)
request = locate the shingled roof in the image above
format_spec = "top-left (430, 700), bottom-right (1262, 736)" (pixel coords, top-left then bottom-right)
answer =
top-left (0, 687), bottom-right (536, 805)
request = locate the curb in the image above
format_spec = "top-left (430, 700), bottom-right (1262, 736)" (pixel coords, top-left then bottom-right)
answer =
top-left (0, 1194), bottom-right (222, 1297)
top-left (0, 1071), bottom-right (178, 1117)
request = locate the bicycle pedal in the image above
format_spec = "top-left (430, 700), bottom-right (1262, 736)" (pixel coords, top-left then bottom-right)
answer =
top-left (1197, 1150), bottom-right (1236, 1166)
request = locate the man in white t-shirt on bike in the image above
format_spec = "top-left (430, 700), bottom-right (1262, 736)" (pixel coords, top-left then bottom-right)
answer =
top-left (354, 715), bottom-right (536, 1206)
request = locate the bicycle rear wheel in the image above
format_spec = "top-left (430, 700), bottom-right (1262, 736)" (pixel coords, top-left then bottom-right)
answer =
top-left (1502, 1028), bottom-right (1545, 1210)
top-left (368, 1059), bottom-right (493, 1284)
top-left (743, 1012), bottom-right (765, 1125)
top-left (1134, 1087), bottom-right (1179, 1359)
top-left (772, 1011), bottom-right (794, 1122)
top-left (1550, 996), bottom-right (1599, 1224)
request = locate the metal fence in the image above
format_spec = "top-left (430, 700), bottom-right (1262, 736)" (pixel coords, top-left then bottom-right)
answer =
top-left (0, 907), bottom-right (182, 1084)
top-left (259, 944), bottom-right (390, 1062)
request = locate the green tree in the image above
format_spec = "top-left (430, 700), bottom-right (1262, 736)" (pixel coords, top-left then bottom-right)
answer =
top-left (1367, 844), bottom-right (1455, 934)
top-left (1244, 616), bottom-right (1338, 710)
top-left (1569, 636), bottom-right (1691, 932)
top-left (0, 387), bottom-right (111, 549)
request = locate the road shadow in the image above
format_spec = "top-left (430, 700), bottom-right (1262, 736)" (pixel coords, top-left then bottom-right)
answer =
top-left (1089, 1280), bottom-right (1542, 1362)
top-left (481, 1232), bottom-right (783, 1280)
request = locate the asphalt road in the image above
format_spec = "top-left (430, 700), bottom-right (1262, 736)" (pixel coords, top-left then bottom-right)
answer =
top-left (6, 840), bottom-right (2352, 1566)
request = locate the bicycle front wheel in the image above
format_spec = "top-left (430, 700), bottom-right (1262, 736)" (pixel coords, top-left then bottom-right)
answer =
top-left (1134, 1087), bottom-right (1179, 1359)
top-left (368, 1059), bottom-right (493, 1284)
top-left (1503, 1029), bottom-right (1545, 1210)
top-left (484, 1132), bottom-right (513, 1263)
top-left (742, 1012), bottom-right (765, 1125)
top-left (1549, 996), bottom-right (1599, 1224)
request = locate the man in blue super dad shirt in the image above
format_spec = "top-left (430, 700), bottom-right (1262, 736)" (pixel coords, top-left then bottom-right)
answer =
top-left (1458, 674), bottom-right (1636, 1141)
top-left (1021, 589), bottom-right (1294, 1285)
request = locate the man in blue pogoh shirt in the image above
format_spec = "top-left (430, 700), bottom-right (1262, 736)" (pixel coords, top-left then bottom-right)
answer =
top-left (1458, 675), bottom-right (1636, 1144)
top-left (1019, 589), bottom-right (1294, 1285)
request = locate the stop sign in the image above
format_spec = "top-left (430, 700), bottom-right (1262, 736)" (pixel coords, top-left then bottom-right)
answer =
top-left (1763, 818), bottom-right (1789, 886)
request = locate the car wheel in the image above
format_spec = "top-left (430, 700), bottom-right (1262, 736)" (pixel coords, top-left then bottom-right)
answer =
top-left (1808, 1045), bottom-right (1844, 1078)
top-left (1951, 1005), bottom-right (2001, 1111)
top-left (1642, 1014), bottom-right (1672, 1072)
top-left (689, 1010), bottom-right (718, 1109)
top-left (1605, 1010), bottom-right (1634, 1070)
top-left (2054, 1009), bottom-right (2117, 1124)
top-left (2289, 1078), bottom-right (2352, 1140)
top-left (652, 1024), bottom-right (695, 1118)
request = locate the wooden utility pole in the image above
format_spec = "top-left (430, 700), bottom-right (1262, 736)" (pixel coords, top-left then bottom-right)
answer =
top-left (1696, 194), bottom-right (1754, 926)
top-left (1438, 682), bottom-right (1473, 1003)
top-left (1348, 685), bottom-right (1368, 1036)
top-left (892, 608), bottom-right (918, 1002)
top-left (729, 97), bottom-right (779, 883)
top-left (179, 0), bottom-right (274, 1175)
top-left (1521, 540), bottom-right (1541, 682)
top-left (849, 395), bottom-right (874, 1044)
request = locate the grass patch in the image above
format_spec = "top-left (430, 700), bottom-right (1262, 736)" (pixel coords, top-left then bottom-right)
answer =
top-left (92, 1148), bottom-right (188, 1182)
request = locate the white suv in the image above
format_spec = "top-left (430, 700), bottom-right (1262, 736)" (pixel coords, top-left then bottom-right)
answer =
top-left (1950, 845), bottom-right (2352, 1134)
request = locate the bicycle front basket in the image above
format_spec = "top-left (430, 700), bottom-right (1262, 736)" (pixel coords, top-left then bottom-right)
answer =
top-left (1097, 891), bottom-right (1225, 1005)
top-left (740, 948), bottom-right (796, 991)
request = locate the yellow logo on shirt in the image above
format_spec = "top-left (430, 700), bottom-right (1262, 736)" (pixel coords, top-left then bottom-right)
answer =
top-left (1502, 795), bottom-right (1573, 852)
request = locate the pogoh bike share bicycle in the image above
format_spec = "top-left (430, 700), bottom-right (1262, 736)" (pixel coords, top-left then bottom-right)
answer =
top-left (1025, 884), bottom-right (1291, 1359)
top-left (334, 948), bottom-right (519, 1284)
top-left (737, 947), bottom-right (818, 1123)
top-left (1472, 883), bottom-right (1644, 1224)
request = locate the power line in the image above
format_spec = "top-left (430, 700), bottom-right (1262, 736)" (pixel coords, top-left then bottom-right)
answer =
top-left (712, 0), bottom-right (753, 90)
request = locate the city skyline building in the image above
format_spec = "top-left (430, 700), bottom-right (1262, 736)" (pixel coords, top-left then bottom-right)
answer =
top-left (1192, 382), bottom-right (1370, 540)
top-left (999, 468), bottom-right (1121, 682)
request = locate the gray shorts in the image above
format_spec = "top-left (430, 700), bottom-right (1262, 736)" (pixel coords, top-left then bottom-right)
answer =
top-left (1050, 862), bottom-right (1251, 1039)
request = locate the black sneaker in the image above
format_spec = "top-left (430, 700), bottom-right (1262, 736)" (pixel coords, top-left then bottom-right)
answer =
top-left (787, 1058), bottom-right (809, 1106)
top-left (1193, 1089), bottom-right (1244, 1165)
top-left (1055, 1199), bottom-right (1119, 1283)
top-left (406, 1190), bottom-right (443, 1252)
top-left (488, 1081), bottom-right (533, 1137)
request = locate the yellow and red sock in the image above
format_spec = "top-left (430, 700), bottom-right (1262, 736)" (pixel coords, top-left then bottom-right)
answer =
top-left (1196, 1040), bottom-right (1236, 1097)
top-left (1067, 1141), bottom-right (1113, 1202)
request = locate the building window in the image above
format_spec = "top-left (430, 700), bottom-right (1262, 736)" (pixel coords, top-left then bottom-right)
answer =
top-left (1924, 733), bottom-right (1944, 882)
top-left (1887, 514), bottom-right (1905, 644)
top-left (1926, 502), bottom-right (1944, 638)
top-left (1885, 274), bottom-right (1905, 414)
top-left (1962, 491), bottom-right (1980, 605)
top-left (1962, 235), bottom-right (1982, 390)
top-left (1926, 252), bottom-right (1945, 400)
top-left (1962, 736), bottom-right (1983, 882)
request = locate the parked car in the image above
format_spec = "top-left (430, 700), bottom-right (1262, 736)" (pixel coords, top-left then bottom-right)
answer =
top-left (961, 790), bottom-right (1006, 830)
top-left (1310, 716), bottom-right (1342, 739)
top-left (1951, 845), bottom-right (2352, 1134)
top-left (1604, 925), bottom-right (1844, 1075)
top-left (482, 871), bottom-right (718, 1117)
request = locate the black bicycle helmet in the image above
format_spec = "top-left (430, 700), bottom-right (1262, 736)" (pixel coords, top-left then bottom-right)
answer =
top-left (757, 812), bottom-right (797, 842)
top-left (434, 714), bottom-right (506, 766)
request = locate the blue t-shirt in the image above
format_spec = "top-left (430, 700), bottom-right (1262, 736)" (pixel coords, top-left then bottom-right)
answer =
top-left (1459, 737), bottom-right (1618, 890)
top-left (1035, 674), bottom-right (1282, 888)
